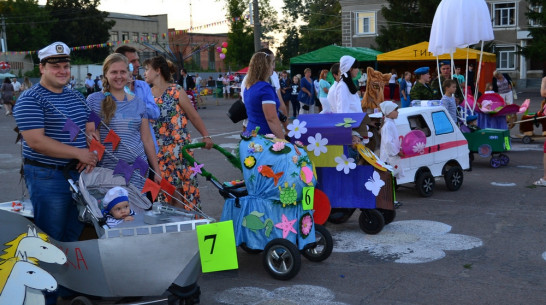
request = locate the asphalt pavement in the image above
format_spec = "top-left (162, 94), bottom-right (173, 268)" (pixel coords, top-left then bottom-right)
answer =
top-left (1, 88), bottom-right (545, 305)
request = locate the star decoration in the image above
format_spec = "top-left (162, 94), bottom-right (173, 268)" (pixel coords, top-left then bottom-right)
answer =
top-left (62, 118), bottom-right (80, 141)
top-left (274, 214), bottom-right (297, 239)
top-left (113, 160), bottom-right (134, 184)
top-left (190, 162), bottom-right (204, 178)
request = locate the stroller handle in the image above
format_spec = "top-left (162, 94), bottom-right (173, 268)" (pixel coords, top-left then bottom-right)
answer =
top-left (181, 143), bottom-right (242, 182)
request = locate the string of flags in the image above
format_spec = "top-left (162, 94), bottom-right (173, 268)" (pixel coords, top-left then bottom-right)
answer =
top-left (0, 16), bottom-right (249, 55)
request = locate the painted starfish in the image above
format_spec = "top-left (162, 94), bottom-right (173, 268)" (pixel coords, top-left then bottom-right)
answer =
top-left (274, 214), bottom-right (297, 238)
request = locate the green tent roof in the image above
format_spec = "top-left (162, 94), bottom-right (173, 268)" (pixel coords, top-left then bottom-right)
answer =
top-left (290, 45), bottom-right (382, 65)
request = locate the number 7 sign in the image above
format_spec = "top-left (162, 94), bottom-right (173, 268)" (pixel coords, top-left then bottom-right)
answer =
top-left (196, 220), bottom-right (238, 273)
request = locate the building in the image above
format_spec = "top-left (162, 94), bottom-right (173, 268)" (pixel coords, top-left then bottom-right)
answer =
top-left (340, 0), bottom-right (542, 87)
top-left (106, 12), bottom-right (169, 63)
top-left (168, 31), bottom-right (227, 72)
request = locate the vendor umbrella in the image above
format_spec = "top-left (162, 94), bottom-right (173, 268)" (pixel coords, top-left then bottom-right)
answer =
top-left (428, 0), bottom-right (494, 117)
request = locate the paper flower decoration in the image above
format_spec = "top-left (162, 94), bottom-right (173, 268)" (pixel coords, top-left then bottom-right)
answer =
top-left (272, 142), bottom-right (285, 152)
top-left (244, 155), bottom-right (256, 169)
top-left (335, 118), bottom-right (357, 128)
top-left (269, 141), bottom-right (291, 154)
top-left (287, 119), bottom-right (307, 139)
top-left (300, 213), bottom-right (313, 238)
top-left (365, 171), bottom-right (385, 196)
top-left (335, 154), bottom-right (356, 174)
top-left (294, 141), bottom-right (304, 147)
top-left (264, 133), bottom-right (276, 139)
top-left (307, 133), bottom-right (328, 156)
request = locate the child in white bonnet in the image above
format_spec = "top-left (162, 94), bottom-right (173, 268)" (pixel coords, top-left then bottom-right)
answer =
top-left (102, 186), bottom-right (135, 227)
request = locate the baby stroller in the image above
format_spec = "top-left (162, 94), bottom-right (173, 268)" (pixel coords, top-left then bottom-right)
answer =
top-left (0, 162), bottom-right (212, 305)
top-left (182, 136), bottom-right (333, 281)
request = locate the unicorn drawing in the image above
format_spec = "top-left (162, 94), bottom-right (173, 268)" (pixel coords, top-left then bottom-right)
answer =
top-left (0, 254), bottom-right (57, 304)
top-left (0, 226), bottom-right (66, 305)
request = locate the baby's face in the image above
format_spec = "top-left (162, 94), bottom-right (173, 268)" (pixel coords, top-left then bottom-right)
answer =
top-left (352, 135), bottom-right (361, 146)
top-left (110, 201), bottom-right (131, 219)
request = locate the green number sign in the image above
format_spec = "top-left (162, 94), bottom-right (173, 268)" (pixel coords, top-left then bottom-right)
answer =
top-left (196, 220), bottom-right (238, 273)
top-left (302, 186), bottom-right (315, 210)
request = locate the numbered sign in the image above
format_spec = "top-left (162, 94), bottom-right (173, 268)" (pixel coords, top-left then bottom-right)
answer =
top-left (196, 220), bottom-right (238, 273)
top-left (302, 186), bottom-right (315, 211)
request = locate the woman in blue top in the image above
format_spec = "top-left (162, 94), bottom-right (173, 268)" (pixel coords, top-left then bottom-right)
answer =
top-left (318, 69), bottom-right (331, 113)
top-left (244, 52), bottom-right (284, 138)
top-left (299, 68), bottom-right (314, 114)
top-left (86, 53), bottom-right (161, 189)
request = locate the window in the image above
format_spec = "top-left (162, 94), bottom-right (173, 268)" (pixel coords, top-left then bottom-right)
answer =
top-left (121, 32), bottom-right (129, 41)
top-left (132, 32), bottom-right (139, 42)
top-left (431, 111), bottom-right (454, 135)
top-left (142, 33), bottom-right (148, 42)
top-left (355, 11), bottom-right (376, 35)
top-left (493, 3), bottom-right (516, 27)
top-left (208, 46), bottom-right (216, 70)
top-left (496, 45), bottom-right (516, 70)
top-left (110, 31), bottom-right (119, 42)
top-left (529, 5), bottom-right (542, 26)
top-left (407, 115), bottom-right (431, 137)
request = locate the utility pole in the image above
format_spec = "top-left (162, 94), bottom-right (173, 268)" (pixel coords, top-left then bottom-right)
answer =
top-left (252, 0), bottom-right (261, 52)
top-left (1, 15), bottom-right (8, 62)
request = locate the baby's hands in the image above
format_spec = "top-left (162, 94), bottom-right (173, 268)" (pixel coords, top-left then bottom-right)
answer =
top-left (123, 215), bottom-right (135, 222)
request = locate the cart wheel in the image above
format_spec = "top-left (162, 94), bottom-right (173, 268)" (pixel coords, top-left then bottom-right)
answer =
top-left (263, 238), bottom-right (301, 280)
top-left (327, 208), bottom-right (356, 224)
top-left (240, 243), bottom-right (262, 254)
top-left (522, 136), bottom-right (532, 144)
top-left (444, 166), bottom-right (464, 191)
top-left (415, 171), bottom-right (435, 197)
top-left (490, 157), bottom-right (501, 168)
top-left (499, 154), bottom-right (510, 166)
top-left (358, 209), bottom-right (385, 235)
top-left (377, 208), bottom-right (396, 225)
top-left (70, 296), bottom-right (94, 305)
top-left (302, 224), bottom-right (333, 262)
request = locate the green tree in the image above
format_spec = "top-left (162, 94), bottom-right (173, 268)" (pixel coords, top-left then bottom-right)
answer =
top-left (45, 0), bottom-right (115, 63)
top-left (299, 0), bottom-right (341, 52)
top-left (277, 25), bottom-right (300, 67)
top-left (0, 0), bottom-right (52, 52)
top-left (222, 0), bottom-right (254, 69)
top-left (375, 0), bottom-right (441, 52)
top-left (522, 0), bottom-right (546, 66)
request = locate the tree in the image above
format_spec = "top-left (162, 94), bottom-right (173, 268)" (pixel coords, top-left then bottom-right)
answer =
top-left (0, 0), bottom-right (52, 52)
top-left (45, 0), bottom-right (115, 63)
top-left (522, 0), bottom-right (546, 68)
top-left (277, 25), bottom-right (300, 67)
top-left (375, 0), bottom-right (441, 52)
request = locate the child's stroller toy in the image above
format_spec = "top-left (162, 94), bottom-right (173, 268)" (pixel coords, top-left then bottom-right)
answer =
top-left (182, 135), bottom-right (333, 281)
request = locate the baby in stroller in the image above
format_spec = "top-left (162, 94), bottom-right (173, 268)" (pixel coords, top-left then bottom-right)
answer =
top-left (101, 186), bottom-right (135, 227)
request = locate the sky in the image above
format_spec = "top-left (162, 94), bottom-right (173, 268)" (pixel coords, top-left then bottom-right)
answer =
top-left (38, 0), bottom-right (285, 34)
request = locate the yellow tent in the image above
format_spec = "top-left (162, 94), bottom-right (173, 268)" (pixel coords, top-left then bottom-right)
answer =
top-left (377, 41), bottom-right (496, 62)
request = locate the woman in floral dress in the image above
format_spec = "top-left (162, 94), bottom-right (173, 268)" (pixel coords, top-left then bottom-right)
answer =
top-left (143, 56), bottom-right (213, 209)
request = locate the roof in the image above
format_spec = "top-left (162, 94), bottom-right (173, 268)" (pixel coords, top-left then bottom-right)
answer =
top-left (377, 41), bottom-right (496, 62)
top-left (107, 12), bottom-right (157, 22)
top-left (290, 45), bottom-right (382, 65)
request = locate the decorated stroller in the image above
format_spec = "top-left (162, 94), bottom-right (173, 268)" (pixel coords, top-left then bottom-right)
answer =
top-left (0, 164), bottom-right (212, 305)
top-left (182, 133), bottom-right (333, 281)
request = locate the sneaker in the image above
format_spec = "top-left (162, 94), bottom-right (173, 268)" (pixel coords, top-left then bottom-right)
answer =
top-left (394, 201), bottom-right (403, 209)
top-left (533, 178), bottom-right (546, 186)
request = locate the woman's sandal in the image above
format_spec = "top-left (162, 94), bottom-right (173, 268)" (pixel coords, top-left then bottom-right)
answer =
top-left (533, 178), bottom-right (546, 186)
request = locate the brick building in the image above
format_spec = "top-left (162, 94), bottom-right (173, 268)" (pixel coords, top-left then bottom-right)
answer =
top-left (168, 31), bottom-right (227, 72)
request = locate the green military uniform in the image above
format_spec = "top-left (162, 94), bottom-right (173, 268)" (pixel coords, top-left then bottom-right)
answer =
top-left (410, 81), bottom-right (434, 101)
top-left (431, 76), bottom-right (464, 101)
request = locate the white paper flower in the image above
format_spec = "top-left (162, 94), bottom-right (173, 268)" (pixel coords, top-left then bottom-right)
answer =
top-left (412, 141), bottom-right (426, 154)
top-left (287, 119), bottom-right (307, 139)
top-left (307, 133), bottom-right (328, 156)
top-left (335, 154), bottom-right (356, 174)
top-left (365, 170), bottom-right (385, 196)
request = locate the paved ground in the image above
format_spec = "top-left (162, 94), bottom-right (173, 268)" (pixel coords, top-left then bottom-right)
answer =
top-left (1, 88), bottom-right (545, 305)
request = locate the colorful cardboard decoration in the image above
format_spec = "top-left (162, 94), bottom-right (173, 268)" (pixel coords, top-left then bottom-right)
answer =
top-left (302, 186), bottom-right (315, 211)
top-left (62, 118), bottom-right (80, 141)
top-left (132, 157), bottom-right (149, 177)
top-left (287, 119), bottom-right (308, 139)
top-left (257, 165), bottom-right (283, 186)
top-left (278, 183), bottom-right (298, 207)
top-left (299, 213), bottom-right (313, 238)
top-left (365, 171), bottom-right (385, 196)
top-left (141, 179), bottom-right (161, 201)
top-left (89, 139), bottom-right (105, 161)
top-left (274, 214), bottom-right (297, 239)
top-left (242, 211), bottom-right (273, 237)
top-left (160, 179), bottom-right (176, 196)
top-left (306, 133), bottom-right (328, 156)
top-left (113, 160), bottom-right (134, 184)
top-left (402, 130), bottom-right (427, 156)
top-left (104, 129), bottom-right (121, 150)
top-left (335, 118), bottom-right (357, 128)
top-left (335, 154), bottom-right (356, 174)
top-left (243, 156), bottom-right (256, 169)
top-left (190, 162), bottom-right (204, 178)
top-left (196, 220), bottom-right (238, 273)
top-left (312, 188), bottom-right (331, 225)
top-left (300, 167), bottom-right (313, 184)
top-left (270, 142), bottom-right (291, 154)
top-left (356, 144), bottom-right (389, 172)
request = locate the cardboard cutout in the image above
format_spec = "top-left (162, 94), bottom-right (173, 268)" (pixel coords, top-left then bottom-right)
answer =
top-left (361, 67), bottom-right (392, 112)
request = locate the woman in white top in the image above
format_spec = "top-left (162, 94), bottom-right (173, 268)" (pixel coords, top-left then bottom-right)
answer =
top-left (327, 63), bottom-right (340, 113)
top-left (332, 55), bottom-right (362, 113)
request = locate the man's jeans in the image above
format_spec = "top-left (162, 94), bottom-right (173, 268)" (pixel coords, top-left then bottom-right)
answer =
top-left (24, 164), bottom-right (83, 242)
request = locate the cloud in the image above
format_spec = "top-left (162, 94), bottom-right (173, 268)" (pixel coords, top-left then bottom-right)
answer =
top-left (216, 285), bottom-right (348, 305)
top-left (331, 220), bottom-right (483, 264)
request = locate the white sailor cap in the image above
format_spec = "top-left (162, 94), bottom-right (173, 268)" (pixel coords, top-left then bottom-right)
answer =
top-left (38, 42), bottom-right (71, 63)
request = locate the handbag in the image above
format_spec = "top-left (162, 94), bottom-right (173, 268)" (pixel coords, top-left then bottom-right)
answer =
top-left (227, 98), bottom-right (247, 123)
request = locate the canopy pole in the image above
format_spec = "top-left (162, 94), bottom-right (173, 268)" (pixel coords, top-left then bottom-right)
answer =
top-left (472, 41), bottom-right (485, 114)
top-left (436, 56), bottom-right (443, 97)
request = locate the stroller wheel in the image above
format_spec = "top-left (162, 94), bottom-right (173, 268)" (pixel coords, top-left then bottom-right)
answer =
top-left (70, 296), bottom-right (94, 305)
top-left (499, 154), bottom-right (510, 166)
top-left (302, 224), bottom-right (333, 262)
top-left (263, 238), bottom-right (301, 280)
top-left (358, 209), bottom-right (385, 235)
top-left (490, 156), bottom-right (502, 168)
